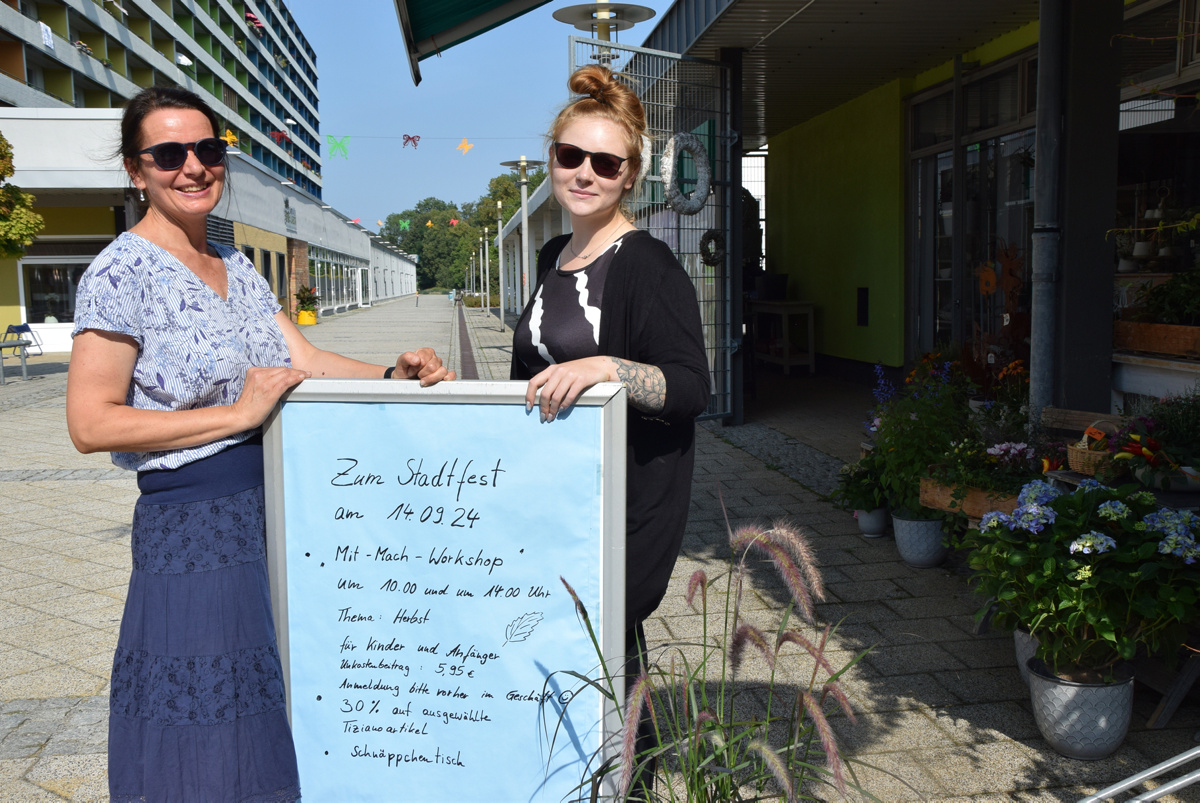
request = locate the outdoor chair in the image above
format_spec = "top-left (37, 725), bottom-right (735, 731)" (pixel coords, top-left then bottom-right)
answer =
top-left (6, 323), bottom-right (42, 356)
top-left (0, 324), bottom-right (34, 384)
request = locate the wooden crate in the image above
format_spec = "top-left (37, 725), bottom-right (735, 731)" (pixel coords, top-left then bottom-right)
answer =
top-left (1113, 320), bottom-right (1200, 359)
top-left (919, 477), bottom-right (1019, 520)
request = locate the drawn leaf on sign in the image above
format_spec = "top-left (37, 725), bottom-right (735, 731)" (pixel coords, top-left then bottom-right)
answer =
top-left (503, 611), bottom-right (543, 646)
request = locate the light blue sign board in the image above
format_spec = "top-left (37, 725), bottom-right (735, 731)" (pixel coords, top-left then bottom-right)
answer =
top-left (265, 380), bottom-right (625, 803)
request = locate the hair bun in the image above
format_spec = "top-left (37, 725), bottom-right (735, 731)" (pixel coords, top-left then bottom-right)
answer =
top-left (569, 65), bottom-right (618, 105)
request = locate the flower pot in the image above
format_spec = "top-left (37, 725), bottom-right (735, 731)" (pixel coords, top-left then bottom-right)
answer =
top-left (919, 477), bottom-right (1019, 520)
top-left (1132, 240), bottom-right (1155, 257)
top-left (1014, 628), bottom-right (1038, 686)
top-left (855, 507), bottom-right (888, 537)
top-left (891, 514), bottom-right (946, 568)
top-left (1027, 658), bottom-right (1134, 760)
top-left (1116, 257), bottom-right (1139, 274)
top-left (296, 309), bottom-right (317, 325)
top-left (1133, 464), bottom-right (1200, 491)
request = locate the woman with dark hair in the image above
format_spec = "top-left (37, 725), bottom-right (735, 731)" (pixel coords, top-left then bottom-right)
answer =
top-left (67, 86), bottom-right (453, 801)
top-left (510, 65), bottom-right (710, 782)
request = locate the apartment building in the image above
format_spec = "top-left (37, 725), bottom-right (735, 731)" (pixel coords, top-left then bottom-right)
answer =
top-left (0, 0), bottom-right (415, 351)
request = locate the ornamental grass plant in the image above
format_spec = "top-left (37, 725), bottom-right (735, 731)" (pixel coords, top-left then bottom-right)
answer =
top-left (961, 478), bottom-right (1200, 681)
top-left (553, 514), bottom-right (880, 802)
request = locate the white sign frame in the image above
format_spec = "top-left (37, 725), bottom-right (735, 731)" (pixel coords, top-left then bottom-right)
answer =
top-left (263, 379), bottom-right (626, 801)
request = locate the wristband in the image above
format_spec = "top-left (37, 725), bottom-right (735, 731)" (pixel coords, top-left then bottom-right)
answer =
top-left (383, 366), bottom-right (395, 379)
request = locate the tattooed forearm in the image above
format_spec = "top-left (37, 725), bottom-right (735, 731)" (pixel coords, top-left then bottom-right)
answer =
top-left (611, 357), bottom-right (666, 414)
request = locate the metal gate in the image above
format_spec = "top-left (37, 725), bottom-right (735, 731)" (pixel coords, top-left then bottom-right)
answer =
top-left (570, 37), bottom-right (735, 421)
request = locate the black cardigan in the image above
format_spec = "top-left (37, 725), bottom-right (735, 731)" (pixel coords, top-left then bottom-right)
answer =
top-left (511, 231), bottom-right (711, 628)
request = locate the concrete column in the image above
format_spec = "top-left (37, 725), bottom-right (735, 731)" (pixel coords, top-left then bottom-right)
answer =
top-left (1055, 0), bottom-right (1122, 410)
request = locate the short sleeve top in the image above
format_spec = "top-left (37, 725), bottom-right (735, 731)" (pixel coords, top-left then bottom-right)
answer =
top-left (72, 232), bottom-right (290, 472)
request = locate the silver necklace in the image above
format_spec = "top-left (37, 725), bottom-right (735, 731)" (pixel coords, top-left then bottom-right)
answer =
top-left (569, 221), bottom-right (624, 261)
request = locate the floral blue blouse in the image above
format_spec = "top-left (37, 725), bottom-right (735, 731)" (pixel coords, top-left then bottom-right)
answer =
top-left (72, 232), bottom-right (291, 472)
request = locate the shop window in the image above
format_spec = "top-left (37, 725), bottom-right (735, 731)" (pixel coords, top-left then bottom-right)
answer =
top-left (912, 92), bottom-right (953, 149)
top-left (965, 67), bottom-right (1020, 136)
top-left (22, 262), bottom-right (89, 324)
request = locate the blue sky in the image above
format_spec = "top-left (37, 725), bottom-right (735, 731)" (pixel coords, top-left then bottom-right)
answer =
top-left (284, 0), bottom-right (677, 229)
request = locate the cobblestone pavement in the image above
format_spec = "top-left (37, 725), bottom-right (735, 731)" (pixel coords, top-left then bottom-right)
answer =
top-left (3, 293), bottom-right (1200, 801)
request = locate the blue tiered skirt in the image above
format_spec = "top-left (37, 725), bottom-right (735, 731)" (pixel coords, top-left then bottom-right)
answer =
top-left (109, 437), bottom-right (301, 802)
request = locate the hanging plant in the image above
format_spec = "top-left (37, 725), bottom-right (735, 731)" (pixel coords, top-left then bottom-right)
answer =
top-left (699, 228), bottom-right (725, 266)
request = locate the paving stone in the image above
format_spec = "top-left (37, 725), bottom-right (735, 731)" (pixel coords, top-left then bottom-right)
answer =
top-left (4, 299), bottom-right (1200, 802)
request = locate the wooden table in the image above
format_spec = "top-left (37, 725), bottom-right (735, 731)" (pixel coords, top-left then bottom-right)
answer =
top-left (749, 300), bottom-right (815, 375)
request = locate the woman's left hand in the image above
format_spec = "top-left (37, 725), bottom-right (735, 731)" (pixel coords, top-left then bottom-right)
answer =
top-left (393, 348), bottom-right (457, 386)
top-left (525, 356), bottom-right (615, 422)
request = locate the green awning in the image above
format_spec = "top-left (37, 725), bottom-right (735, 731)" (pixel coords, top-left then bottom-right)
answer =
top-left (393, 0), bottom-right (554, 85)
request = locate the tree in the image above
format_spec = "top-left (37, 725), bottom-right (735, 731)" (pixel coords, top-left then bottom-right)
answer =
top-left (377, 169), bottom-right (548, 291)
top-left (381, 199), bottom-right (464, 289)
top-left (0, 131), bottom-right (44, 257)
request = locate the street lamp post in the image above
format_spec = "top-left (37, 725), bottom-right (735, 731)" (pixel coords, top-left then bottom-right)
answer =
top-left (283, 117), bottom-right (298, 186)
top-left (499, 155), bottom-right (545, 308)
top-left (469, 254), bottom-right (475, 295)
top-left (483, 226), bottom-right (490, 320)
top-left (496, 200), bottom-right (505, 332)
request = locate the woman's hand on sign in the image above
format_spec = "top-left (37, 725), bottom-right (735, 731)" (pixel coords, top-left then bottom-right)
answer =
top-left (232, 366), bottom-right (310, 429)
top-left (393, 348), bottom-right (456, 386)
top-left (525, 356), bottom-right (615, 422)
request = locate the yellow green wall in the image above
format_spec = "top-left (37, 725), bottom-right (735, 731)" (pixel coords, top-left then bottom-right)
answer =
top-left (912, 21), bottom-right (1039, 92)
top-left (0, 206), bottom-right (116, 330)
top-left (765, 21), bottom-right (1038, 368)
top-left (766, 79), bottom-right (909, 367)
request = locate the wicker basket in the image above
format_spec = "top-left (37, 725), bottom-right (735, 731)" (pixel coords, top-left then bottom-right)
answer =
top-left (1066, 443), bottom-right (1111, 475)
top-left (1066, 419), bottom-right (1119, 476)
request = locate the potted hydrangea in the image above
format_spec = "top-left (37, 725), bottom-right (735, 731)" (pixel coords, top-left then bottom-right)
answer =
top-left (962, 478), bottom-right (1200, 759)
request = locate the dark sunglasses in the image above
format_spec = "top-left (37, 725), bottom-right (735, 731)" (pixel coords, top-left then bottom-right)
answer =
top-left (552, 142), bottom-right (628, 179)
top-left (136, 138), bottom-right (228, 170)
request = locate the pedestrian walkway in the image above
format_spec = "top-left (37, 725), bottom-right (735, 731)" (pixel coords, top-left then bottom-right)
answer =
top-left (1, 293), bottom-right (1199, 801)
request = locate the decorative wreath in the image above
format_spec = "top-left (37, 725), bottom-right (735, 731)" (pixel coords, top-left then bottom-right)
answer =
top-left (699, 229), bottom-right (725, 266)
top-left (661, 133), bottom-right (711, 216)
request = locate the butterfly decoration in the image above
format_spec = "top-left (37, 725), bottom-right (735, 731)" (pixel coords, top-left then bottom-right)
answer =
top-left (269, 130), bottom-right (291, 145)
top-left (398, 220), bottom-right (411, 231)
top-left (377, 220), bottom-right (384, 227)
top-left (975, 262), bottom-right (998, 295)
top-left (351, 218), bottom-right (360, 225)
top-left (449, 218), bottom-right (459, 226)
top-left (426, 220), bottom-right (433, 227)
top-left (326, 135), bottom-right (349, 158)
top-left (403, 134), bottom-right (420, 149)
top-left (456, 138), bottom-right (474, 155)
top-left (221, 129), bottom-right (239, 147)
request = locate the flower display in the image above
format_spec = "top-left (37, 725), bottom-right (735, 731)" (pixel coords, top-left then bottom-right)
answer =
top-left (1106, 388), bottom-right (1200, 489)
top-left (294, 284), bottom-right (319, 312)
top-left (929, 439), bottom-right (1044, 505)
top-left (871, 354), bottom-right (972, 516)
top-left (963, 479), bottom-right (1200, 679)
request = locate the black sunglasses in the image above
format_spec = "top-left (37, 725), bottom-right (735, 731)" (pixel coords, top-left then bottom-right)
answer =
top-left (136, 138), bottom-right (228, 171)
top-left (552, 142), bottom-right (628, 179)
